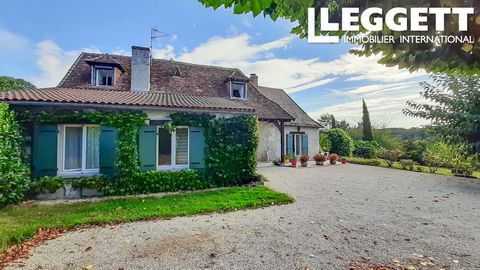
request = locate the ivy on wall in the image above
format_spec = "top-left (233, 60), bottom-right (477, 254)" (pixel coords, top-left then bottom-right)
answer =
top-left (16, 110), bottom-right (148, 183)
top-left (170, 113), bottom-right (259, 186)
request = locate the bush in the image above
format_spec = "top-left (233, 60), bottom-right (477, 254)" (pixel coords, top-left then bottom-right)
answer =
top-left (29, 176), bottom-right (65, 195)
top-left (399, 159), bottom-right (415, 171)
top-left (378, 149), bottom-right (402, 167)
top-left (354, 140), bottom-right (379, 159)
top-left (71, 175), bottom-right (108, 191)
top-left (347, 157), bottom-right (382, 166)
top-left (402, 140), bottom-right (427, 164)
top-left (325, 129), bottom-right (353, 157)
top-left (102, 169), bottom-right (209, 196)
top-left (319, 133), bottom-right (331, 152)
top-left (0, 103), bottom-right (31, 206)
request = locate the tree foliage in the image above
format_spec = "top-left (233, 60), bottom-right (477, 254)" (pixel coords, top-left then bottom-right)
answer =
top-left (404, 73), bottom-right (480, 153)
top-left (325, 128), bottom-right (353, 157)
top-left (362, 99), bottom-right (373, 141)
top-left (0, 76), bottom-right (36, 92)
top-left (199, 0), bottom-right (480, 74)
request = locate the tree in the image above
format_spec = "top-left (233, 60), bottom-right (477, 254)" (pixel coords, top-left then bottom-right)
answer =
top-left (404, 73), bottom-right (480, 153)
top-left (325, 128), bottom-right (353, 157)
top-left (199, 0), bottom-right (480, 75)
top-left (336, 120), bottom-right (351, 130)
top-left (0, 76), bottom-right (36, 92)
top-left (362, 99), bottom-right (373, 141)
top-left (331, 115), bottom-right (337, 129)
top-left (318, 113), bottom-right (334, 129)
top-left (0, 103), bottom-right (30, 206)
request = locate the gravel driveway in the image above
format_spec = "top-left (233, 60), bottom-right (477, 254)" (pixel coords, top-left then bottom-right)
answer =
top-left (7, 164), bottom-right (480, 269)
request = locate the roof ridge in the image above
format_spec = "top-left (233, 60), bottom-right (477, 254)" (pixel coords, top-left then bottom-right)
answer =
top-left (58, 52), bottom-right (85, 87)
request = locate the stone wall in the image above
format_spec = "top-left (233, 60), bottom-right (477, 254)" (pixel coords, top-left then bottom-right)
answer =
top-left (257, 121), bottom-right (320, 162)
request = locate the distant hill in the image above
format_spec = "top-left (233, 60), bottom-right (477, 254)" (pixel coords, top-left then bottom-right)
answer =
top-left (380, 127), bottom-right (428, 141)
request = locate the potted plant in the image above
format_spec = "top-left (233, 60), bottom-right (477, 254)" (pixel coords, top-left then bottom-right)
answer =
top-left (300, 155), bottom-right (309, 167)
top-left (341, 157), bottom-right (347, 164)
top-left (313, 153), bottom-right (327, 165)
top-left (290, 155), bottom-right (297, 167)
top-left (284, 155), bottom-right (290, 164)
top-left (329, 154), bottom-right (339, 165)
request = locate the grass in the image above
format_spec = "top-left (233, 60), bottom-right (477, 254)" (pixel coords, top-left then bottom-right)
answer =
top-left (0, 186), bottom-right (293, 253)
top-left (348, 157), bottom-right (480, 178)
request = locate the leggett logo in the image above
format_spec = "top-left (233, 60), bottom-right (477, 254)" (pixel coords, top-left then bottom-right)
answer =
top-left (308, 7), bottom-right (475, 44)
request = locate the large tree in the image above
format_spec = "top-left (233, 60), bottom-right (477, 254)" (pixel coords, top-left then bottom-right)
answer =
top-left (0, 76), bottom-right (36, 92)
top-left (362, 99), bottom-right (373, 141)
top-left (404, 73), bottom-right (480, 153)
top-left (200, 0), bottom-right (480, 75)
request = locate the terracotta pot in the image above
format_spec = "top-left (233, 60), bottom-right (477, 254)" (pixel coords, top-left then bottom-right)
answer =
top-left (341, 159), bottom-right (346, 164)
top-left (301, 162), bottom-right (308, 167)
top-left (291, 159), bottom-right (297, 167)
top-left (316, 161), bottom-right (324, 166)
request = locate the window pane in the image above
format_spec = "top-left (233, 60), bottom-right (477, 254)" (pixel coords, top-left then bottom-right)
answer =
top-left (176, 128), bottom-right (188, 165)
top-left (295, 134), bottom-right (301, 156)
top-left (232, 83), bottom-right (245, 98)
top-left (96, 68), bottom-right (114, 86)
top-left (86, 127), bottom-right (100, 169)
top-left (158, 129), bottom-right (172, 166)
top-left (64, 127), bottom-right (83, 170)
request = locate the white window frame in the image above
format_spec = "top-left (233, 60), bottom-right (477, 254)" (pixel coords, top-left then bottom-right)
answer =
top-left (58, 124), bottom-right (100, 176)
top-left (229, 81), bottom-right (247, 100)
top-left (156, 126), bottom-right (190, 171)
top-left (91, 65), bottom-right (115, 87)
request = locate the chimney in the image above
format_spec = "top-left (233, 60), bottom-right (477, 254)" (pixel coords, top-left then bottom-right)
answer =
top-left (130, 46), bottom-right (151, 92)
top-left (250, 73), bottom-right (258, 86)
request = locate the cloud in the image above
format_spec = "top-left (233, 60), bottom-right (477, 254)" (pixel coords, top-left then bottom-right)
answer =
top-left (286, 78), bottom-right (337, 94)
top-left (31, 40), bottom-right (100, 87)
top-left (153, 44), bottom-right (175, 60)
top-left (0, 28), bottom-right (29, 50)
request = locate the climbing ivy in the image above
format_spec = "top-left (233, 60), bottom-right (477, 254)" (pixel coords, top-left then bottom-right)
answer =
top-left (16, 110), bottom-right (148, 183)
top-left (170, 113), bottom-right (259, 186)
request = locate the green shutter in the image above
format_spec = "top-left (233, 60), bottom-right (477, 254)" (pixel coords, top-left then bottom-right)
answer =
top-left (302, 134), bottom-right (309, 155)
top-left (32, 125), bottom-right (58, 178)
top-left (286, 134), bottom-right (294, 156)
top-left (99, 126), bottom-right (117, 176)
top-left (189, 127), bottom-right (205, 169)
top-left (139, 126), bottom-right (157, 171)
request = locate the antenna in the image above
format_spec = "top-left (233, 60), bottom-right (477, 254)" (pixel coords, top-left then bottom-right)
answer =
top-left (150, 27), bottom-right (169, 52)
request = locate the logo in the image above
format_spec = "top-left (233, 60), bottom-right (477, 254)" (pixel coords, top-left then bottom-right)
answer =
top-left (308, 7), bottom-right (475, 44)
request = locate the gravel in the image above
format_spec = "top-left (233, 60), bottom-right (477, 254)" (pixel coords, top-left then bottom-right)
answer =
top-left (7, 164), bottom-right (480, 269)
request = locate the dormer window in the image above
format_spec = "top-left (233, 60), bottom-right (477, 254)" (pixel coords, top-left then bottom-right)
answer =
top-left (230, 81), bottom-right (247, 99)
top-left (92, 66), bottom-right (114, 87)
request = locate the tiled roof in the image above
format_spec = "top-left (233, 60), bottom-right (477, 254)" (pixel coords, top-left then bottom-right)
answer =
top-left (257, 86), bottom-right (322, 128)
top-left (57, 52), bottom-right (293, 120)
top-left (0, 88), bottom-right (256, 113)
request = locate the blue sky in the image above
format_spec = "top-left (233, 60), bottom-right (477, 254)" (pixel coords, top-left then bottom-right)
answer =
top-left (0, 0), bottom-right (428, 127)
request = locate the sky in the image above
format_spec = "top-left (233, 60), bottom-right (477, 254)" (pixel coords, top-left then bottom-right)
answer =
top-left (0, 0), bottom-right (429, 128)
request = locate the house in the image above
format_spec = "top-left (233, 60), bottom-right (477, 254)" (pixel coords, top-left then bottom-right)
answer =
top-left (0, 46), bottom-right (321, 178)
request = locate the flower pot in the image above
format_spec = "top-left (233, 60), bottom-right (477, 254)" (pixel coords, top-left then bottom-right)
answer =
top-left (301, 162), bottom-right (308, 167)
top-left (341, 160), bottom-right (346, 164)
top-left (284, 159), bottom-right (289, 164)
top-left (291, 159), bottom-right (297, 167)
top-left (316, 161), bottom-right (324, 166)
top-left (330, 161), bottom-right (337, 165)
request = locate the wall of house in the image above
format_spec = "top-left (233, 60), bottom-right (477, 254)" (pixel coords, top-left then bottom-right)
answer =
top-left (285, 126), bottom-right (320, 159)
top-left (257, 121), bottom-right (281, 162)
top-left (257, 122), bottom-right (320, 162)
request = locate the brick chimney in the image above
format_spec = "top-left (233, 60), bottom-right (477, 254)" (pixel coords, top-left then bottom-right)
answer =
top-left (130, 46), bottom-right (151, 92)
top-left (250, 73), bottom-right (258, 86)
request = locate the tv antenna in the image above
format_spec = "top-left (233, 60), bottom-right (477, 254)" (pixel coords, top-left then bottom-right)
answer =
top-left (150, 27), bottom-right (169, 52)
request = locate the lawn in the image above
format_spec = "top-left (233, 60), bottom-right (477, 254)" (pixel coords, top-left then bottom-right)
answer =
top-left (0, 186), bottom-right (293, 253)
top-left (348, 157), bottom-right (480, 178)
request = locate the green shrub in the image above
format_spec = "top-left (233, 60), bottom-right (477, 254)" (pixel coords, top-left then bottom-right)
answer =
top-left (70, 175), bottom-right (108, 191)
top-left (319, 133), bottom-right (331, 152)
top-left (399, 159), bottom-right (415, 171)
top-left (29, 176), bottom-right (65, 195)
top-left (102, 169), bottom-right (209, 196)
top-left (325, 129), bottom-right (353, 157)
top-left (0, 103), bottom-right (31, 206)
top-left (354, 140), bottom-right (379, 159)
top-left (347, 157), bottom-right (382, 166)
top-left (401, 140), bottom-right (427, 164)
top-left (378, 149), bottom-right (402, 167)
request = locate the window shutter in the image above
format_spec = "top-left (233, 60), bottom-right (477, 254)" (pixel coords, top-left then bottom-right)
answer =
top-left (32, 125), bottom-right (58, 179)
top-left (189, 127), bottom-right (205, 169)
top-left (99, 126), bottom-right (117, 176)
top-left (139, 126), bottom-right (156, 171)
top-left (286, 134), bottom-right (294, 156)
top-left (302, 134), bottom-right (309, 155)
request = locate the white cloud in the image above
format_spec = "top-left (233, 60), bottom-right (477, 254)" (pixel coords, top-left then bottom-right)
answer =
top-left (31, 40), bottom-right (100, 87)
top-left (286, 78), bottom-right (337, 94)
top-left (242, 17), bottom-right (253, 28)
top-left (153, 44), bottom-right (176, 60)
top-left (0, 28), bottom-right (29, 50)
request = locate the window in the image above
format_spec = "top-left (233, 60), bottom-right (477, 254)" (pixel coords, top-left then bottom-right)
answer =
top-left (92, 66), bottom-right (114, 87)
top-left (157, 127), bottom-right (189, 169)
top-left (295, 134), bottom-right (302, 156)
top-left (59, 125), bottom-right (100, 175)
top-left (287, 133), bottom-right (304, 157)
top-left (231, 82), bottom-right (247, 99)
